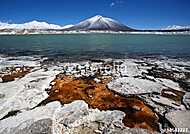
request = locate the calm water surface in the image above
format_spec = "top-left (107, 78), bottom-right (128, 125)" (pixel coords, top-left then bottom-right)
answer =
top-left (0, 34), bottom-right (190, 60)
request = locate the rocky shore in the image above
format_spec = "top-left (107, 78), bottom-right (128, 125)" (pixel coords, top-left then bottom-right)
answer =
top-left (0, 55), bottom-right (190, 134)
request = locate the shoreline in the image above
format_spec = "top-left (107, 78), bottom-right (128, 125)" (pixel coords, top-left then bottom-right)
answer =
top-left (0, 30), bottom-right (190, 35)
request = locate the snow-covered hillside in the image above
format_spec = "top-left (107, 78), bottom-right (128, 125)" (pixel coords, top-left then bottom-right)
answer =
top-left (163, 25), bottom-right (190, 30)
top-left (62, 24), bottom-right (74, 29)
top-left (0, 20), bottom-right (62, 29)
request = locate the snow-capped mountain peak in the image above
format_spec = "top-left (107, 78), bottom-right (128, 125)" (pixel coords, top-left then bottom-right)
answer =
top-left (88, 15), bottom-right (103, 22)
top-left (86, 15), bottom-right (120, 25)
top-left (66, 15), bottom-right (133, 31)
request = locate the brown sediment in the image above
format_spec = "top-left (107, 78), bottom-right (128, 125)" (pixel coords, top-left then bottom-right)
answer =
top-left (43, 74), bottom-right (159, 132)
top-left (0, 67), bottom-right (32, 82)
top-left (161, 88), bottom-right (185, 102)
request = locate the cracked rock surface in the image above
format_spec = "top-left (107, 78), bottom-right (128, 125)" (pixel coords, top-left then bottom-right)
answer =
top-left (1, 56), bottom-right (190, 134)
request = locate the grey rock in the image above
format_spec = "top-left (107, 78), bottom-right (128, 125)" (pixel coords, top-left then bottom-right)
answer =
top-left (14, 118), bottom-right (52, 134)
top-left (0, 68), bottom-right (60, 119)
top-left (1, 119), bottom-right (52, 134)
top-left (53, 100), bottom-right (89, 127)
top-left (151, 95), bottom-right (186, 110)
top-left (113, 128), bottom-right (159, 134)
top-left (66, 124), bottom-right (157, 134)
top-left (119, 60), bottom-right (142, 77)
top-left (183, 92), bottom-right (190, 109)
top-left (166, 110), bottom-right (190, 128)
top-left (107, 77), bottom-right (163, 95)
top-left (0, 93), bottom-right (5, 99)
top-left (156, 78), bottom-right (183, 92)
top-left (52, 100), bottom-right (128, 134)
top-left (139, 95), bottom-right (168, 115)
top-left (179, 79), bottom-right (190, 91)
top-left (0, 101), bottom-right (61, 134)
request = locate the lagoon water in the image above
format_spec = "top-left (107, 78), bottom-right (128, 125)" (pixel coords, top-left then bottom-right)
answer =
top-left (0, 34), bottom-right (190, 60)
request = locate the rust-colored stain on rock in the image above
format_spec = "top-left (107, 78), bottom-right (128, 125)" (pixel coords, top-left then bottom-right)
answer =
top-left (0, 67), bottom-right (32, 82)
top-left (161, 88), bottom-right (185, 102)
top-left (44, 74), bottom-right (159, 132)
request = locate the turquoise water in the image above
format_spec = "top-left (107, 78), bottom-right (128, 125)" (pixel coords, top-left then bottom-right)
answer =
top-left (0, 34), bottom-right (190, 59)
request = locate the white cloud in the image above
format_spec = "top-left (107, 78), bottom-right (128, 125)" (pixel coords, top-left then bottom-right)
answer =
top-left (110, 2), bottom-right (115, 7)
top-left (110, 1), bottom-right (124, 8)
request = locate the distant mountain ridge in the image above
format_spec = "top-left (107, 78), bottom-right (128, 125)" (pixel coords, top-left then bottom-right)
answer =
top-left (0, 15), bottom-right (190, 34)
top-left (0, 20), bottom-right (62, 29)
top-left (163, 25), bottom-right (190, 30)
top-left (0, 15), bottom-right (133, 31)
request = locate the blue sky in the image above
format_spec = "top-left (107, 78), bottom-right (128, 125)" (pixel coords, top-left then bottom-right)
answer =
top-left (0, 0), bottom-right (190, 29)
